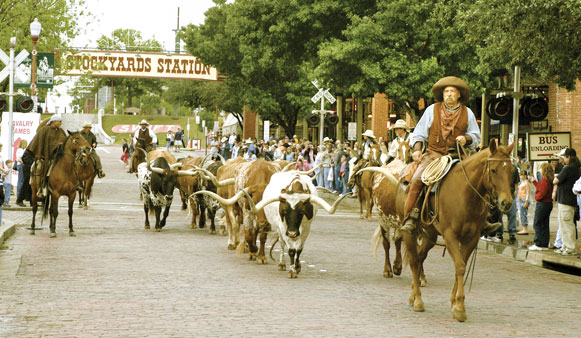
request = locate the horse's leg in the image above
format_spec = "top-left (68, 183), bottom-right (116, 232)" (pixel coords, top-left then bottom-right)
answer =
top-left (358, 188), bottom-right (364, 219)
top-left (68, 193), bottom-right (76, 236)
top-left (49, 194), bottom-right (58, 238)
top-left (403, 232), bottom-right (424, 312)
top-left (256, 227), bottom-right (268, 264)
top-left (441, 229), bottom-right (468, 322)
top-left (393, 228), bottom-right (403, 276)
top-left (381, 227), bottom-right (393, 278)
top-left (30, 189), bottom-right (38, 235)
top-left (366, 189), bottom-right (374, 219)
top-left (417, 231), bottom-right (438, 287)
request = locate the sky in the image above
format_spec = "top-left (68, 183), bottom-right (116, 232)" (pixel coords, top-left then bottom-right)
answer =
top-left (48, 0), bottom-right (217, 114)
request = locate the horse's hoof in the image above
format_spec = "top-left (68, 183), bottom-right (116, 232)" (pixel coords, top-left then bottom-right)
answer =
top-left (256, 256), bottom-right (267, 265)
top-left (413, 299), bottom-right (425, 312)
top-left (278, 264), bottom-right (286, 271)
top-left (154, 228), bottom-right (161, 232)
top-left (393, 266), bottom-right (402, 276)
top-left (69, 231), bottom-right (76, 237)
top-left (383, 270), bottom-right (393, 278)
top-left (144, 225), bottom-right (150, 229)
top-left (208, 229), bottom-right (216, 235)
top-left (29, 230), bottom-right (35, 235)
top-left (288, 271), bottom-right (298, 278)
top-left (453, 309), bottom-right (467, 322)
top-left (227, 244), bottom-right (235, 250)
top-left (49, 232), bottom-right (56, 238)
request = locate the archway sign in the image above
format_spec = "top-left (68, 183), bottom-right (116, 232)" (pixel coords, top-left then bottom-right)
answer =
top-left (61, 50), bottom-right (220, 81)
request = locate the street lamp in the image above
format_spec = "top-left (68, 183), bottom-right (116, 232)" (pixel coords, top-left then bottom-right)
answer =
top-left (30, 18), bottom-right (41, 97)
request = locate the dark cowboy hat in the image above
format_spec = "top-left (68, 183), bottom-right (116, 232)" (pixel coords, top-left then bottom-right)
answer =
top-left (432, 76), bottom-right (470, 104)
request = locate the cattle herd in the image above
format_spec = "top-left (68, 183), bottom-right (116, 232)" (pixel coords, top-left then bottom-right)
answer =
top-left (135, 148), bottom-right (347, 278)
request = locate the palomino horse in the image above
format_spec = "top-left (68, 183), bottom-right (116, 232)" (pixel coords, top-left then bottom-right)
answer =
top-left (348, 143), bottom-right (382, 219)
top-left (30, 131), bottom-right (92, 237)
top-left (77, 153), bottom-right (97, 209)
top-left (360, 141), bottom-right (515, 322)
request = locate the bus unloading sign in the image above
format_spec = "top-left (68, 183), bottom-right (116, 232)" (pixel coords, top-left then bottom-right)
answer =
top-left (527, 132), bottom-right (570, 161)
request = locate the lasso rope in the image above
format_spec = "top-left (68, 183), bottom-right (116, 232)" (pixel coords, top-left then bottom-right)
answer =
top-left (421, 155), bottom-right (453, 185)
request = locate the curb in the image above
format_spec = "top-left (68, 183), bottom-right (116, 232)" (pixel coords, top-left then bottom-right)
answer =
top-left (0, 219), bottom-right (17, 246)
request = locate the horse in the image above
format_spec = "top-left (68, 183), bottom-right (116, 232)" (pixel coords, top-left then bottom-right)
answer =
top-left (77, 153), bottom-right (97, 209)
top-left (129, 138), bottom-right (148, 174)
top-left (30, 131), bottom-right (93, 237)
top-left (360, 140), bottom-right (515, 322)
top-left (348, 143), bottom-right (382, 219)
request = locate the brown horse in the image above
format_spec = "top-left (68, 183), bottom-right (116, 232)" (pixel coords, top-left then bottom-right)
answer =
top-left (129, 138), bottom-right (148, 174)
top-left (30, 131), bottom-right (92, 237)
top-left (77, 153), bottom-right (97, 209)
top-left (361, 141), bottom-right (515, 322)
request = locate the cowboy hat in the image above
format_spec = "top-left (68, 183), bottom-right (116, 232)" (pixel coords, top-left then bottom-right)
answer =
top-left (245, 138), bottom-right (254, 144)
top-left (390, 119), bottom-right (409, 131)
top-left (432, 76), bottom-right (470, 104)
top-left (362, 130), bottom-right (376, 139)
top-left (139, 119), bottom-right (149, 125)
top-left (323, 137), bottom-right (331, 143)
top-left (221, 137), bottom-right (228, 143)
top-left (82, 121), bottom-right (92, 128)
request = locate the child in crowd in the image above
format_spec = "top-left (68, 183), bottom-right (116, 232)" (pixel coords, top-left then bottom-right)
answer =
top-left (121, 139), bottom-right (130, 165)
top-left (517, 171), bottom-right (532, 235)
top-left (3, 160), bottom-right (13, 207)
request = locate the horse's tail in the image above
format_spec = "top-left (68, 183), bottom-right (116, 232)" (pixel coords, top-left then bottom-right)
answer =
top-left (41, 194), bottom-right (50, 220)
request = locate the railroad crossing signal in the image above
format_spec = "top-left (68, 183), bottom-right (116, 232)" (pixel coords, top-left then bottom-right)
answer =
top-left (0, 49), bottom-right (30, 83)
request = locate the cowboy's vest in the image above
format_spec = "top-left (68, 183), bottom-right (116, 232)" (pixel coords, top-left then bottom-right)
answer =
top-left (138, 128), bottom-right (153, 145)
top-left (427, 103), bottom-right (468, 155)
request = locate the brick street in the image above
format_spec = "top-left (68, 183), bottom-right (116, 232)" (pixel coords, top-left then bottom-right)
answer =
top-left (0, 146), bottom-right (580, 337)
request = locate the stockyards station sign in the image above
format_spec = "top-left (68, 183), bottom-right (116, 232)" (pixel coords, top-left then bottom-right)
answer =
top-left (62, 51), bottom-right (219, 81)
top-left (527, 132), bottom-right (571, 161)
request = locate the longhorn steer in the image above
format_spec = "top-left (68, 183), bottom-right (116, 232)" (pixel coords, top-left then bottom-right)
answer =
top-left (137, 148), bottom-right (195, 231)
top-left (247, 171), bottom-right (348, 277)
top-left (348, 144), bottom-right (382, 219)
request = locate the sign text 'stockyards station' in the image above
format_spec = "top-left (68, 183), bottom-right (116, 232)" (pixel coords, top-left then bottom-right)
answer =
top-left (62, 51), bottom-right (219, 81)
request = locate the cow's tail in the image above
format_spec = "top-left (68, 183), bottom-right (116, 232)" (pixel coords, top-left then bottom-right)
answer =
top-left (269, 234), bottom-right (279, 261)
top-left (371, 225), bottom-right (382, 260)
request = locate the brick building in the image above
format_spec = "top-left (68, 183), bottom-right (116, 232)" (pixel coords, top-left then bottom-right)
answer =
top-left (549, 81), bottom-right (581, 151)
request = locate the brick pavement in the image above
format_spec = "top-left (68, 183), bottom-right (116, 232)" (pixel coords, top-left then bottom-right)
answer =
top-left (0, 146), bottom-right (579, 337)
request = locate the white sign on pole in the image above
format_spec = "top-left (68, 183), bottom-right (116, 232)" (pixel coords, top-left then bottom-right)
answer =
top-left (527, 132), bottom-right (571, 161)
top-left (195, 115), bottom-right (200, 125)
top-left (323, 90), bottom-right (336, 104)
top-left (347, 122), bottom-right (357, 141)
top-left (0, 49), bottom-right (29, 83)
top-left (311, 90), bottom-right (324, 104)
top-left (263, 120), bottom-right (270, 141)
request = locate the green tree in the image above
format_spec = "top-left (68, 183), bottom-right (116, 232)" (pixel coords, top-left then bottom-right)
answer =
top-left (181, 0), bottom-right (378, 137)
top-left (459, 0), bottom-right (581, 91)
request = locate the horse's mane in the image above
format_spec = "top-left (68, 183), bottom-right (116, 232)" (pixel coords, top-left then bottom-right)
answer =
top-left (53, 132), bottom-right (81, 163)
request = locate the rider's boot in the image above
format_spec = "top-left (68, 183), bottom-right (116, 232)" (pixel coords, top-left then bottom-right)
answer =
top-left (400, 180), bottom-right (423, 233)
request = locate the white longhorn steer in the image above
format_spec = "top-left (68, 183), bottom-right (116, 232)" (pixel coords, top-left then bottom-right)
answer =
top-left (247, 171), bottom-right (348, 278)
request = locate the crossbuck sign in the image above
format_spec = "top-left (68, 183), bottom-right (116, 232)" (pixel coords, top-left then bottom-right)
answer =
top-left (311, 80), bottom-right (336, 145)
top-left (0, 49), bottom-right (30, 83)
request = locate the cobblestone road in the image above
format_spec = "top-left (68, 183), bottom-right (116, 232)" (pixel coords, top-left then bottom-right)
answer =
top-left (0, 146), bottom-right (580, 337)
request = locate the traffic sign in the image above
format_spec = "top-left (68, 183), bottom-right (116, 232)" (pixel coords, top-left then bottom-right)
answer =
top-left (0, 49), bottom-right (29, 83)
top-left (311, 89), bottom-right (324, 103)
top-left (323, 90), bottom-right (336, 104)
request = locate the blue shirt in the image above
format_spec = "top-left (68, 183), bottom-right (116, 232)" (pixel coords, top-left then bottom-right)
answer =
top-left (410, 103), bottom-right (481, 150)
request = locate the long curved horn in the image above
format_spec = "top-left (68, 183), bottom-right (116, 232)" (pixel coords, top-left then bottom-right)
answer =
top-left (191, 190), bottom-right (246, 206)
top-left (295, 163), bottom-right (322, 176)
top-left (137, 147), bottom-right (167, 175)
top-left (310, 170), bottom-right (321, 181)
top-left (316, 186), bottom-right (333, 194)
top-left (178, 169), bottom-right (198, 176)
top-left (357, 167), bottom-right (398, 186)
top-left (281, 162), bottom-right (295, 172)
top-left (169, 163), bottom-right (183, 171)
top-left (200, 153), bottom-right (215, 168)
top-left (215, 153), bottom-right (227, 165)
top-left (309, 193), bottom-right (349, 214)
top-left (243, 190), bottom-right (281, 214)
top-left (194, 167), bottom-right (235, 187)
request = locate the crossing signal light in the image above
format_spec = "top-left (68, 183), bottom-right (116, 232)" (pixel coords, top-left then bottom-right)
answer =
top-left (486, 96), bottom-right (548, 124)
top-left (325, 113), bottom-right (339, 126)
top-left (0, 95), bottom-right (34, 113)
top-left (306, 113), bottom-right (320, 127)
top-left (520, 97), bottom-right (548, 121)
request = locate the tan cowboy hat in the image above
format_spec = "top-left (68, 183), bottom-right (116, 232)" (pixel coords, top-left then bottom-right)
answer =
top-left (139, 119), bottom-right (149, 125)
top-left (432, 76), bottom-right (470, 104)
top-left (82, 121), bottom-right (92, 128)
top-left (323, 137), bottom-right (331, 143)
top-left (362, 129), bottom-right (376, 139)
top-left (390, 119), bottom-right (409, 131)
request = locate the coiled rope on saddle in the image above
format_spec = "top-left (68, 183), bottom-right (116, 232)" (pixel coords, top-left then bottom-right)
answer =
top-left (420, 155), bottom-right (454, 185)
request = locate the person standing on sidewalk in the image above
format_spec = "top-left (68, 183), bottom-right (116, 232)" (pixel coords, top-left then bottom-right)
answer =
top-left (517, 171), bottom-right (533, 235)
top-left (528, 163), bottom-right (554, 250)
top-left (552, 148), bottom-right (581, 256)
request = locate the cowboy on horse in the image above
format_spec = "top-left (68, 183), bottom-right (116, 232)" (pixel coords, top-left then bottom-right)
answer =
top-left (80, 122), bottom-right (106, 178)
top-left (26, 115), bottom-right (67, 198)
top-left (386, 119), bottom-right (412, 164)
top-left (400, 76), bottom-right (482, 233)
top-left (133, 119), bottom-right (158, 152)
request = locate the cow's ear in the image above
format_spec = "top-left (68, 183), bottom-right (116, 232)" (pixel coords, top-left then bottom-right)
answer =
top-left (304, 201), bottom-right (314, 220)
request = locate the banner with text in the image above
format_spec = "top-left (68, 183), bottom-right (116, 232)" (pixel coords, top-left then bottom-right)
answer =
top-left (0, 112), bottom-right (41, 183)
top-left (526, 132), bottom-right (571, 161)
top-left (61, 51), bottom-right (219, 81)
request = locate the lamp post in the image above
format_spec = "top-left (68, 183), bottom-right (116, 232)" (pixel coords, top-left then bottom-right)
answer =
top-left (30, 18), bottom-right (41, 98)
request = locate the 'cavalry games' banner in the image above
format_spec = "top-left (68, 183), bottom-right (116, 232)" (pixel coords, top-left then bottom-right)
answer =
top-left (62, 51), bottom-right (219, 81)
top-left (0, 112), bottom-right (42, 182)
